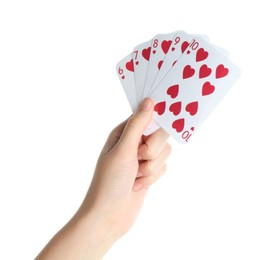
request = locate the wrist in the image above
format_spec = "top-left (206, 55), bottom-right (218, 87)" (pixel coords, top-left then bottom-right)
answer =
top-left (36, 202), bottom-right (119, 260)
top-left (72, 205), bottom-right (119, 259)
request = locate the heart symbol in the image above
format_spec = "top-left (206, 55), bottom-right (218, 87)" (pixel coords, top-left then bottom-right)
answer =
top-left (125, 59), bottom-right (134, 72)
top-left (169, 102), bottom-right (181, 116)
top-left (181, 41), bottom-right (189, 53)
top-left (202, 81), bottom-right (215, 96)
top-left (154, 101), bottom-right (166, 115)
top-left (135, 61), bottom-right (139, 65)
top-left (161, 40), bottom-right (172, 54)
top-left (187, 50), bottom-right (190, 54)
top-left (153, 50), bottom-right (156, 54)
top-left (142, 47), bottom-right (151, 61)
top-left (185, 101), bottom-right (198, 116)
top-left (216, 64), bottom-right (229, 78)
top-left (172, 118), bottom-right (185, 133)
top-left (190, 127), bottom-right (195, 131)
top-left (183, 65), bottom-right (195, 79)
top-left (167, 84), bottom-right (179, 98)
top-left (199, 64), bottom-right (212, 78)
top-left (172, 47), bottom-right (175, 51)
top-left (158, 60), bottom-right (163, 70)
top-left (196, 48), bottom-right (208, 62)
top-left (121, 75), bottom-right (125, 79)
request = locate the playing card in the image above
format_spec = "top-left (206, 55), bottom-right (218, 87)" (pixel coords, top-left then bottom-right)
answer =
top-left (148, 32), bottom-right (196, 97)
top-left (143, 33), bottom-right (218, 136)
top-left (147, 33), bottom-right (217, 97)
top-left (150, 36), bottom-right (240, 143)
top-left (213, 45), bottom-right (229, 57)
top-left (142, 32), bottom-right (179, 135)
top-left (142, 32), bottom-right (179, 100)
top-left (144, 32), bottom-right (195, 135)
top-left (116, 53), bottom-right (137, 111)
top-left (133, 40), bottom-right (152, 103)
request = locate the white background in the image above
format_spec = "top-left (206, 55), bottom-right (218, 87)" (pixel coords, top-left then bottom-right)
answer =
top-left (0, 1), bottom-right (263, 259)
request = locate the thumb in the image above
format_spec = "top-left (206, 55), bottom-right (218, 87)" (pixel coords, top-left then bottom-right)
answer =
top-left (118, 98), bottom-right (154, 150)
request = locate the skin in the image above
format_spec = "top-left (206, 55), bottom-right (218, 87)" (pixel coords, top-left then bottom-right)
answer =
top-left (36, 98), bottom-right (171, 260)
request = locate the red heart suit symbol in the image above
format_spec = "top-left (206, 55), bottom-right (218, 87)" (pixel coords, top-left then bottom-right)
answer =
top-left (216, 64), bottom-right (229, 78)
top-left (199, 64), bottom-right (212, 78)
top-left (169, 102), bottom-right (182, 116)
top-left (125, 59), bottom-right (134, 72)
top-left (158, 60), bottom-right (163, 70)
top-left (202, 81), bottom-right (215, 96)
top-left (196, 48), bottom-right (208, 62)
top-left (154, 101), bottom-right (166, 115)
top-left (161, 40), bottom-right (172, 54)
top-left (172, 118), bottom-right (185, 133)
top-left (185, 101), bottom-right (198, 116)
top-left (181, 41), bottom-right (189, 53)
top-left (183, 65), bottom-right (195, 79)
top-left (142, 47), bottom-right (151, 61)
top-left (167, 84), bottom-right (179, 98)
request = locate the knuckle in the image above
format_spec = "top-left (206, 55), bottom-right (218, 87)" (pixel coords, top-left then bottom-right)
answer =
top-left (127, 114), bottom-right (142, 129)
top-left (141, 161), bottom-right (154, 175)
top-left (143, 144), bottom-right (160, 160)
top-left (125, 119), bottom-right (136, 132)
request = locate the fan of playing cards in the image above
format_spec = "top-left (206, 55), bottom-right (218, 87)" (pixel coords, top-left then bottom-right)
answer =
top-left (116, 31), bottom-right (240, 144)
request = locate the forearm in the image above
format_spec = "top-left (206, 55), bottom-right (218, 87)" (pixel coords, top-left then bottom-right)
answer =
top-left (35, 207), bottom-right (116, 260)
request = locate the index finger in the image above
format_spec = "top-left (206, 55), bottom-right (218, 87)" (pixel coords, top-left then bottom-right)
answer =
top-left (138, 128), bottom-right (170, 160)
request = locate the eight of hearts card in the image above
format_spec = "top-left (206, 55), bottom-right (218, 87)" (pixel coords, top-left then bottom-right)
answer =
top-left (116, 31), bottom-right (240, 144)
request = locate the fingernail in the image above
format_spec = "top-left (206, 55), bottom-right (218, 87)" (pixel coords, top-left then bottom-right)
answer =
top-left (133, 182), bottom-right (143, 192)
top-left (140, 98), bottom-right (152, 111)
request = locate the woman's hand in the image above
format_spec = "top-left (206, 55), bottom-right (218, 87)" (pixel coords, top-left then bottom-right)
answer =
top-left (36, 98), bottom-right (171, 260)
